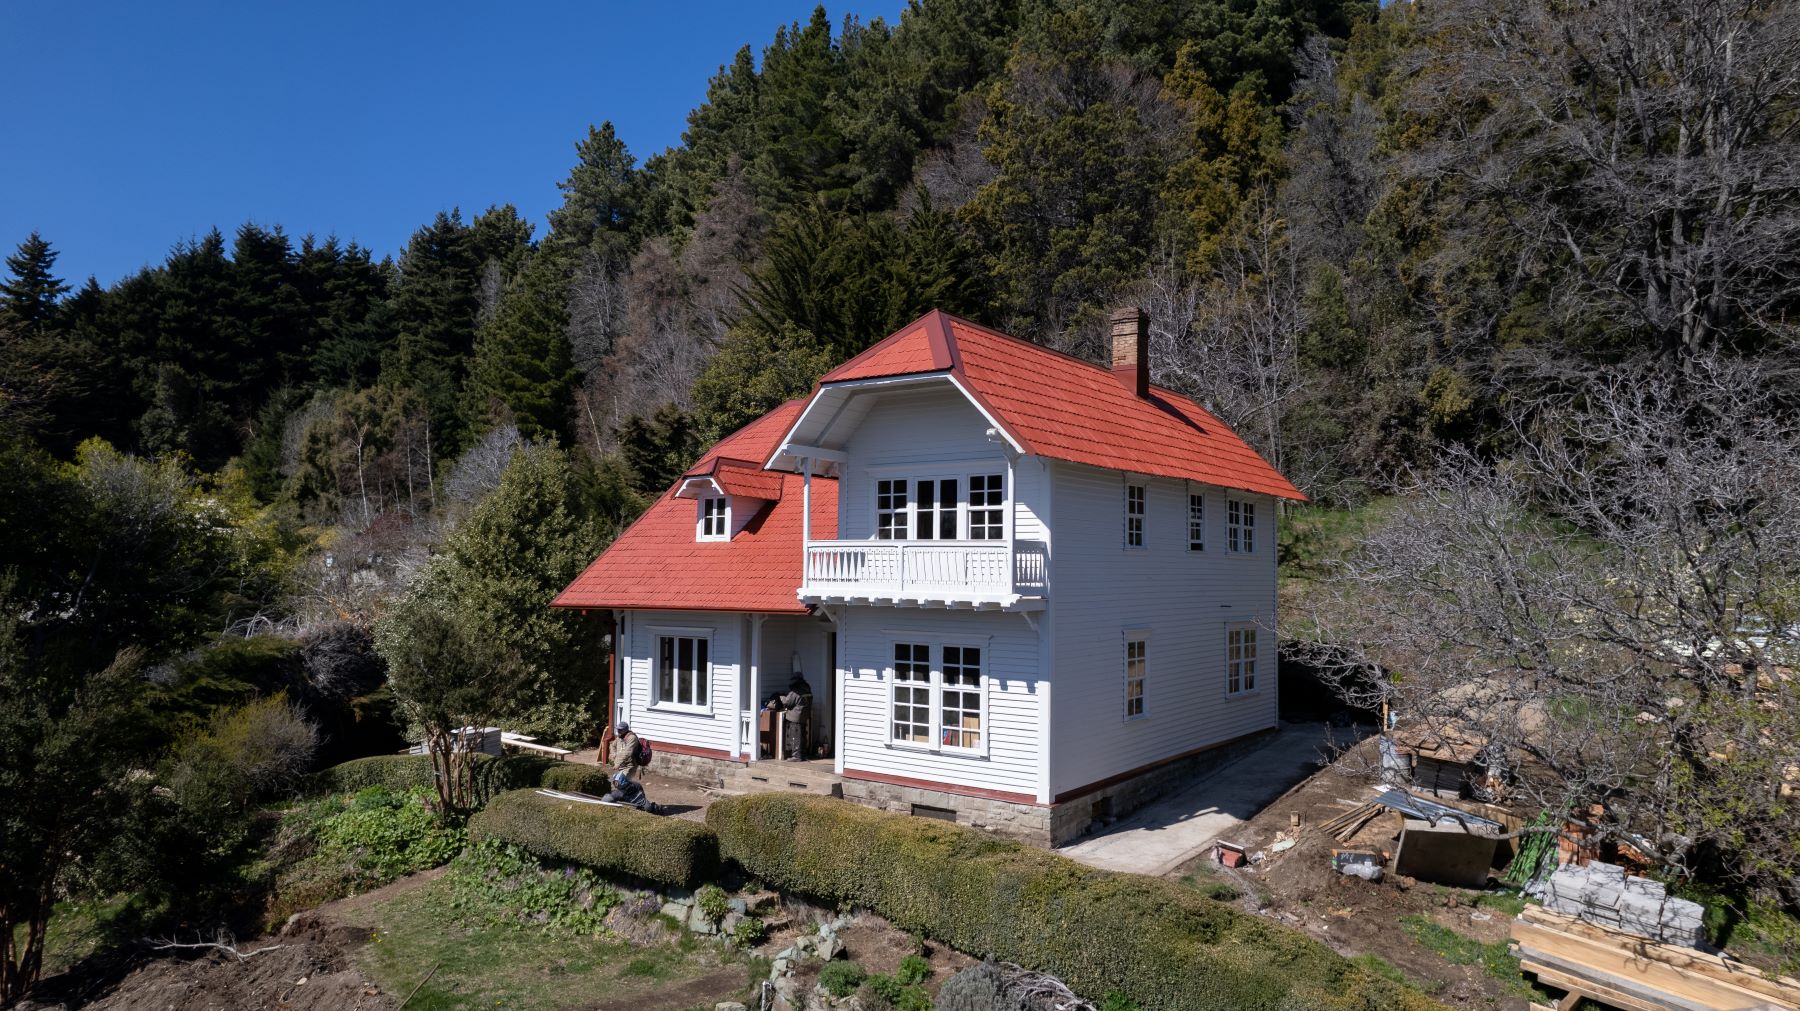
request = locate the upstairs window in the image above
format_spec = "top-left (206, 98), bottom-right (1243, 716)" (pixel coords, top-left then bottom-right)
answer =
top-left (969, 474), bottom-right (1004, 540)
top-left (1125, 636), bottom-right (1147, 718)
top-left (657, 634), bottom-right (710, 708)
top-left (1125, 484), bottom-right (1146, 548)
top-left (1227, 499), bottom-right (1255, 553)
top-left (1188, 493), bottom-right (1205, 551)
top-left (915, 478), bottom-right (959, 539)
top-left (1226, 624), bottom-right (1257, 695)
top-left (698, 496), bottom-right (728, 540)
top-left (876, 480), bottom-right (909, 540)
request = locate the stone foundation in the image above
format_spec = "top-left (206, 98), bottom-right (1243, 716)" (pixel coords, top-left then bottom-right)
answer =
top-left (839, 777), bottom-right (1055, 847)
top-left (646, 749), bottom-right (741, 789)
top-left (644, 727), bottom-right (1278, 849)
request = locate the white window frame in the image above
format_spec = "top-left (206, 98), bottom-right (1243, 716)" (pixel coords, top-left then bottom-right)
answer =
top-left (890, 641), bottom-right (933, 745)
top-left (938, 643), bottom-right (987, 753)
top-left (867, 467), bottom-right (1007, 543)
top-left (1124, 482), bottom-right (1146, 549)
top-left (1226, 622), bottom-right (1258, 696)
top-left (697, 496), bottom-right (729, 541)
top-left (650, 625), bottom-right (714, 713)
top-left (1227, 498), bottom-right (1255, 553)
top-left (967, 473), bottom-right (1005, 541)
top-left (884, 636), bottom-right (991, 757)
top-left (1188, 491), bottom-right (1205, 551)
top-left (1124, 631), bottom-right (1149, 719)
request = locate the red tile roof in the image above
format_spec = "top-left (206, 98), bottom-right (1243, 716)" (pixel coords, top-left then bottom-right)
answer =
top-left (817, 310), bottom-right (1305, 500)
top-left (689, 456), bottom-right (786, 501)
top-left (553, 400), bottom-right (837, 614)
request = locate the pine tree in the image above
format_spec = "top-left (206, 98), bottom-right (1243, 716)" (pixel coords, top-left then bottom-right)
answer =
top-left (545, 124), bottom-right (641, 264)
top-left (381, 210), bottom-right (483, 449)
top-left (462, 255), bottom-right (576, 443)
top-left (1, 232), bottom-right (71, 334)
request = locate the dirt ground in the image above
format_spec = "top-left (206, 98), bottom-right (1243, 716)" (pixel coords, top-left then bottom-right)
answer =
top-left (1170, 746), bottom-right (1536, 1010)
top-left (71, 916), bottom-right (395, 1011)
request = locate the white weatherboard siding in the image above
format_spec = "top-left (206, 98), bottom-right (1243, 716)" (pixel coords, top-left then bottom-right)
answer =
top-left (839, 606), bottom-right (1045, 798)
top-left (836, 385), bottom-right (1017, 540)
top-left (619, 609), bottom-right (742, 756)
top-left (1047, 461), bottom-right (1279, 798)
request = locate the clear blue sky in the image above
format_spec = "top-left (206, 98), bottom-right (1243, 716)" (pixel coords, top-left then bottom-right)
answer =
top-left (3, 1), bottom-right (906, 287)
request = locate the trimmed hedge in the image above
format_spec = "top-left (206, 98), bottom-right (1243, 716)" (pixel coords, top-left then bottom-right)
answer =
top-left (307, 754), bottom-right (613, 805)
top-left (470, 788), bottom-right (719, 889)
top-left (706, 794), bottom-right (1446, 1011)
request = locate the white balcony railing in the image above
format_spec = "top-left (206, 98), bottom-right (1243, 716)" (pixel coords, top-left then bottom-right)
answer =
top-left (801, 539), bottom-right (1047, 602)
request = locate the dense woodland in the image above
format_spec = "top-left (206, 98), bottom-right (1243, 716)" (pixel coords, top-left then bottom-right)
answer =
top-left (3, 0), bottom-right (1799, 1000)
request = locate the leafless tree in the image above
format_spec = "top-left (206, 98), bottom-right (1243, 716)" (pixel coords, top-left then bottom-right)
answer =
top-left (1297, 352), bottom-right (1800, 905)
top-left (1401, 0), bottom-right (1800, 360)
top-left (1148, 191), bottom-right (1310, 484)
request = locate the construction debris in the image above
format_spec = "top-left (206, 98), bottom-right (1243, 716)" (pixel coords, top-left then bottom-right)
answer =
top-left (1319, 800), bottom-right (1385, 843)
top-left (1541, 862), bottom-right (1706, 947)
top-left (1512, 905), bottom-right (1800, 1011)
top-left (1371, 789), bottom-right (1505, 833)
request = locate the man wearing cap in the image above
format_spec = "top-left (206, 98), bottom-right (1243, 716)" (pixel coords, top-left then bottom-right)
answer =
top-left (612, 721), bottom-right (642, 783)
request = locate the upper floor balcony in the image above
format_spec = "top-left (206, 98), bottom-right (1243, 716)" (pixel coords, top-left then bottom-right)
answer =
top-left (798, 539), bottom-right (1048, 610)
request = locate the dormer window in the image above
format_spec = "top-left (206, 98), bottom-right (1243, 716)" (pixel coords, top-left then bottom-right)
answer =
top-left (698, 496), bottom-right (729, 541)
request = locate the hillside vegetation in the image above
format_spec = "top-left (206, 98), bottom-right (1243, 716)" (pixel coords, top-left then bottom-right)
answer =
top-left (3, 0), bottom-right (1798, 1001)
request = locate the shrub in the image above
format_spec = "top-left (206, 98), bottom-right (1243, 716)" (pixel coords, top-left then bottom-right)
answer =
top-left (469, 789), bottom-right (719, 888)
top-left (818, 960), bottom-right (867, 998)
top-left (706, 795), bottom-right (1444, 1011)
top-left (696, 883), bottom-right (732, 924)
top-left (732, 916), bottom-right (768, 947)
top-left (897, 954), bottom-right (931, 986)
top-left (307, 752), bottom-right (578, 802)
top-left (865, 974), bottom-right (905, 1005)
top-left (168, 694), bottom-right (318, 816)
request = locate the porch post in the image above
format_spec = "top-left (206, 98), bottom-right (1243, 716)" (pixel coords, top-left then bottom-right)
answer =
top-left (749, 614), bottom-right (765, 762)
top-left (801, 457), bottom-right (813, 545)
top-left (1005, 453), bottom-right (1016, 594)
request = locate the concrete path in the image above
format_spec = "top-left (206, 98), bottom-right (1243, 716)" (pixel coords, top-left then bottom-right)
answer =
top-left (1059, 721), bottom-right (1356, 876)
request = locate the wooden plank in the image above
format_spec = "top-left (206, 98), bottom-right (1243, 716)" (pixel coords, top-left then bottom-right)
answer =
top-left (1514, 922), bottom-right (1798, 1010)
top-left (1520, 907), bottom-right (1800, 1006)
top-left (1520, 958), bottom-right (1683, 1011)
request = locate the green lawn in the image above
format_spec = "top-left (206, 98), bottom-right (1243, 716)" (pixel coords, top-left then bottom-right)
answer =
top-left (353, 876), bottom-right (756, 1010)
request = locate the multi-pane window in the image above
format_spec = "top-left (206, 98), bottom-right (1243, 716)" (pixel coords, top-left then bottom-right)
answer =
top-left (1227, 499), bottom-right (1255, 553)
top-left (1125, 637), bottom-right (1147, 718)
top-left (876, 479), bottom-right (909, 540)
top-left (915, 478), bottom-right (959, 539)
top-left (699, 497), bottom-right (728, 540)
top-left (891, 643), bottom-right (932, 744)
top-left (1188, 493), bottom-right (1205, 551)
top-left (657, 635), bottom-right (710, 708)
top-left (968, 474), bottom-right (1004, 540)
top-left (940, 646), bottom-right (983, 749)
top-left (1227, 624), bottom-right (1257, 694)
top-left (1125, 484), bottom-right (1146, 548)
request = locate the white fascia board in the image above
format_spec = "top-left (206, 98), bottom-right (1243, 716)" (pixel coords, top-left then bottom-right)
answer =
top-left (675, 476), bottom-right (725, 500)
top-left (944, 372), bottom-right (1026, 456)
top-left (765, 372), bottom-right (1025, 472)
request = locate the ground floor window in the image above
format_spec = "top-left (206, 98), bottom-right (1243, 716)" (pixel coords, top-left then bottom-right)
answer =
top-left (1226, 624), bottom-right (1257, 695)
top-left (891, 643), bottom-right (932, 744)
top-left (657, 634), bottom-right (710, 708)
top-left (889, 641), bottom-right (987, 753)
top-left (940, 646), bottom-right (983, 749)
top-left (1125, 636), bottom-right (1147, 718)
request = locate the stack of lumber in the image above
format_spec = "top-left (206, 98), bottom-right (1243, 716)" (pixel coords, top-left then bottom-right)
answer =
top-left (1512, 905), bottom-right (1800, 1010)
top-left (1319, 801), bottom-right (1384, 843)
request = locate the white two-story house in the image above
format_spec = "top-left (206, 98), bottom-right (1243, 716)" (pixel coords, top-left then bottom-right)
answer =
top-left (553, 309), bottom-right (1306, 845)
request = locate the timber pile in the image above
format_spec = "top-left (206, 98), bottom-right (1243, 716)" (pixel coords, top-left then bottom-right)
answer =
top-left (1319, 801), bottom-right (1384, 843)
top-left (1512, 906), bottom-right (1800, 1010)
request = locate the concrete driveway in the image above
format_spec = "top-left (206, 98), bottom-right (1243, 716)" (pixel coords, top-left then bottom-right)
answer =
top-left (1059, 721), bottom-right (1358, 875)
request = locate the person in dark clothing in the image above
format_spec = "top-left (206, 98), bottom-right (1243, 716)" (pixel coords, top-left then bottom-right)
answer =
top-left (602, 770), bottom-right (659, 813)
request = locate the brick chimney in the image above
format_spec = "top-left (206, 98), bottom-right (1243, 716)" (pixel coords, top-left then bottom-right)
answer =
top-left (1110, 307), bottom-right (1149, 398)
